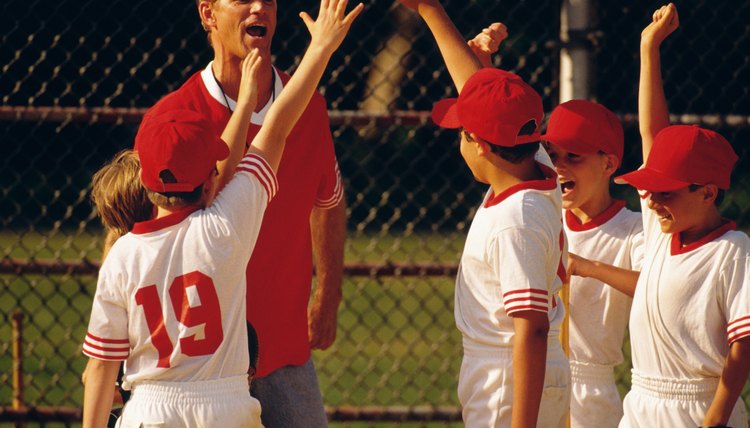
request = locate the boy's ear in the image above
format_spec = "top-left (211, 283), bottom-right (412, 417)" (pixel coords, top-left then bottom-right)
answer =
top-left (602, 153), bottom-right (619, 177)
top-left (701, 184), bottom-right (720, 205)
top-left (473, 134), bottom-right (493, 157)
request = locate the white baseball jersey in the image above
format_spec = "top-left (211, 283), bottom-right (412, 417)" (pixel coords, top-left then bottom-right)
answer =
top-left (619, 193), bottom-right (750, 427)
top-left (455, 152), bottom-right (569, 427)
top-left (565, 201), bottom-right (643, 428)
top-left (630, 194), bottom-right (750, 379)
top-left (566, 200), bottom-right (644, 366)
top-left (83, 153), bottom-right (277, 388)
top-left (455, 157), bottom-right (566, 348)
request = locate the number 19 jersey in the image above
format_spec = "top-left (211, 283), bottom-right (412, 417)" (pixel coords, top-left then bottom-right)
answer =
top-left (83, 153), bottom-right (277, 388)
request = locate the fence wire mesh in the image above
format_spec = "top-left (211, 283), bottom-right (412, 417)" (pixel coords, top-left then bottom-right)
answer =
top-left (1, 0), bottom-right (749, 426)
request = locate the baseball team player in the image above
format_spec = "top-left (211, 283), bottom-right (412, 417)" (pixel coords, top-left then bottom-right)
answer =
top-left (88, 149), bottom-right (152, 425)
top-left (570, 3), bottom-right (750, 427)
top-left (398, 1), bottom-right (570, 426)
top-left (542, 100), bottom-right (644, 428)
top-left (81, 1), bottom-right (362, 426)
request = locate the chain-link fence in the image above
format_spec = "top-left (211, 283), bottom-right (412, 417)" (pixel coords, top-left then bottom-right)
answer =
top-left (1, 0), bottom-right (749, 426)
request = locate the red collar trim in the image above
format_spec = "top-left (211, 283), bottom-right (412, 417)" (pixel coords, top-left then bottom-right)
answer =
top-left (565, 200), bottom-right (626, 232)
top-left (484, 162), bottom-right (558, 208)
top-left (131, 206), bottom-right (200, 234)
top-left (670, 218), bottom-right (736, 255)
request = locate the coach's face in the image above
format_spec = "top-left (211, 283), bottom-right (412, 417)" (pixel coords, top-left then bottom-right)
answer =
top-left (202, 0), bottom-right (277, 59)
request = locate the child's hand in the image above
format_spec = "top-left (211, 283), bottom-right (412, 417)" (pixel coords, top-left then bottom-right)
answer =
top-left (567, 252), bottom-right (590, 279)
top-left (641, 3), bottom-right (679, 49)
top-left (299, 0), bottom-right (364, 57)
top-left (236, 49), bottom-right (263, 112)
top-left (468, 22), bottom-right (507, 68)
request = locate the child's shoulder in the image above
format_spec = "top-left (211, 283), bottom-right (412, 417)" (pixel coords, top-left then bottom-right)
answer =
top-left (608, 204), bottom-right (644, 232)
top-left (487, 188), bottom-right (561, 234)
top-left (717, 228), bottom-right (750, 254)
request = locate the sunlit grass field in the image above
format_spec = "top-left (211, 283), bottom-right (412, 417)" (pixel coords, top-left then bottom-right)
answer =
top-left (1, 230), bottom-right (749, 427)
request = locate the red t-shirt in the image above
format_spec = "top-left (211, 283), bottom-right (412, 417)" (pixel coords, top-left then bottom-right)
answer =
top-left (137, 64), bottom-right (343, 377)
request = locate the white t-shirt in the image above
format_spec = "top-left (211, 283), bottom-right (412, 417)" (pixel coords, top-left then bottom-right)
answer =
top-left (455, 156), bottom-right (566, 349)
top-left (566, 201), bottom-right (643, 366)
top-left (629, 194), bottom-right (750, 379)
top-left (83, 154), bottom-right (277, 388)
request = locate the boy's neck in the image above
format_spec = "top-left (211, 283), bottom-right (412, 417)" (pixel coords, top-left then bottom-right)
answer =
top-left (679, 208), bottom-right (724, 246)
top-left (569, 193), bottom-right (616, 224)
top-left (155, 205), bottom-right (186, 219)
top-left (486, 158), bottom-right (544, 196)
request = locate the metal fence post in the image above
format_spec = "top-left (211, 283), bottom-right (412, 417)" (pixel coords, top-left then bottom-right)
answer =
top-left (560, 0), bottom-right (593, 102)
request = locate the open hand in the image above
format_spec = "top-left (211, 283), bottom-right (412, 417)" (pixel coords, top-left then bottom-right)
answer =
top-left (300, 0), bottom-right (364, 56)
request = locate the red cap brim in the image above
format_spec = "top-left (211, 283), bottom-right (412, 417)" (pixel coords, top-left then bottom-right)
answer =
top-left (614, 168), bottom-right (691, 192)
top-left (431, 98), bottom-right (461, 129)
top-left (541, 133), bottom-right (599, 155)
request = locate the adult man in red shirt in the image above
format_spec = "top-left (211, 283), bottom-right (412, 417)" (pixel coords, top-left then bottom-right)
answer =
top-left (140, 0), bottom-right (347, 426)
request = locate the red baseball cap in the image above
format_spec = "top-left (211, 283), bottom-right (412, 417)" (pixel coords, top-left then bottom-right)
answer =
top-left (542, 100), bottom-right (624, 164)
top-left (431, 68), bottom-right (543, 146)
top-left (615, 125), bottom-right (737, 192)
top-left (136, 109), bottom-right (229, 193)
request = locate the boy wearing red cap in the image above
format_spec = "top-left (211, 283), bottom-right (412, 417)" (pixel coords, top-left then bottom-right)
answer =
top-left (80, 2), bottom-right (362, 426)
top-left (399, 1), bottom-right (569, 427)
top-left (542, 100), bottom-right (644, 428)
top-left (571, 4), bottom-right (750, 427)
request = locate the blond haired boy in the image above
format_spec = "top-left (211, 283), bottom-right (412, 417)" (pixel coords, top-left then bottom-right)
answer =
top-left (543, 100), bottom-right (644, 428)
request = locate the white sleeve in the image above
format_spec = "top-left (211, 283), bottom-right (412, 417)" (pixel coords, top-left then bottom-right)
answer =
top-left (208, 153), bottom-right (278, 245)
top-left (722, 255), bottom-right (750, 345)
top-left (492, 226), bottom-right (556, 317)
top-left (82, 264), bottom-right (130, 361)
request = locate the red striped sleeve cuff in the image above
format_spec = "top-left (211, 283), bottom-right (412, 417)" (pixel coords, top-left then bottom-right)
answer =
top-left (727, 316), bottom-right (750, 345)
top-left (314, 163), bottom-right (343, 209)
top-left (82, 332), bottom-right (129, 361)
top-left (236, 154), bottom-right (278, 202)
top-left (503, 289), bottom-right (549, 316)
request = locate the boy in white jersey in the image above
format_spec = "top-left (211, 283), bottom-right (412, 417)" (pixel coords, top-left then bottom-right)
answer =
top-left (80, 1), bottom-right (362, 426)
top-left (570, 3), bottom-right (750, 427)
top-left (398, 1), bottom-right (569, 426)
top-left (542, 100), bottom-right (644, 428)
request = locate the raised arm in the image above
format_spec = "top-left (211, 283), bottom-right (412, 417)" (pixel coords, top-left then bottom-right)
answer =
top-left (397, 0), bottom-right (482, 92)
top-left (639, 3), bottom-right (678, 160)
top-left (249, 0), bottom-right (363, 172)
top-left (217, 49), bottom-right (263, 190)
top-left (468, 23), bottom-right (507, 69)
